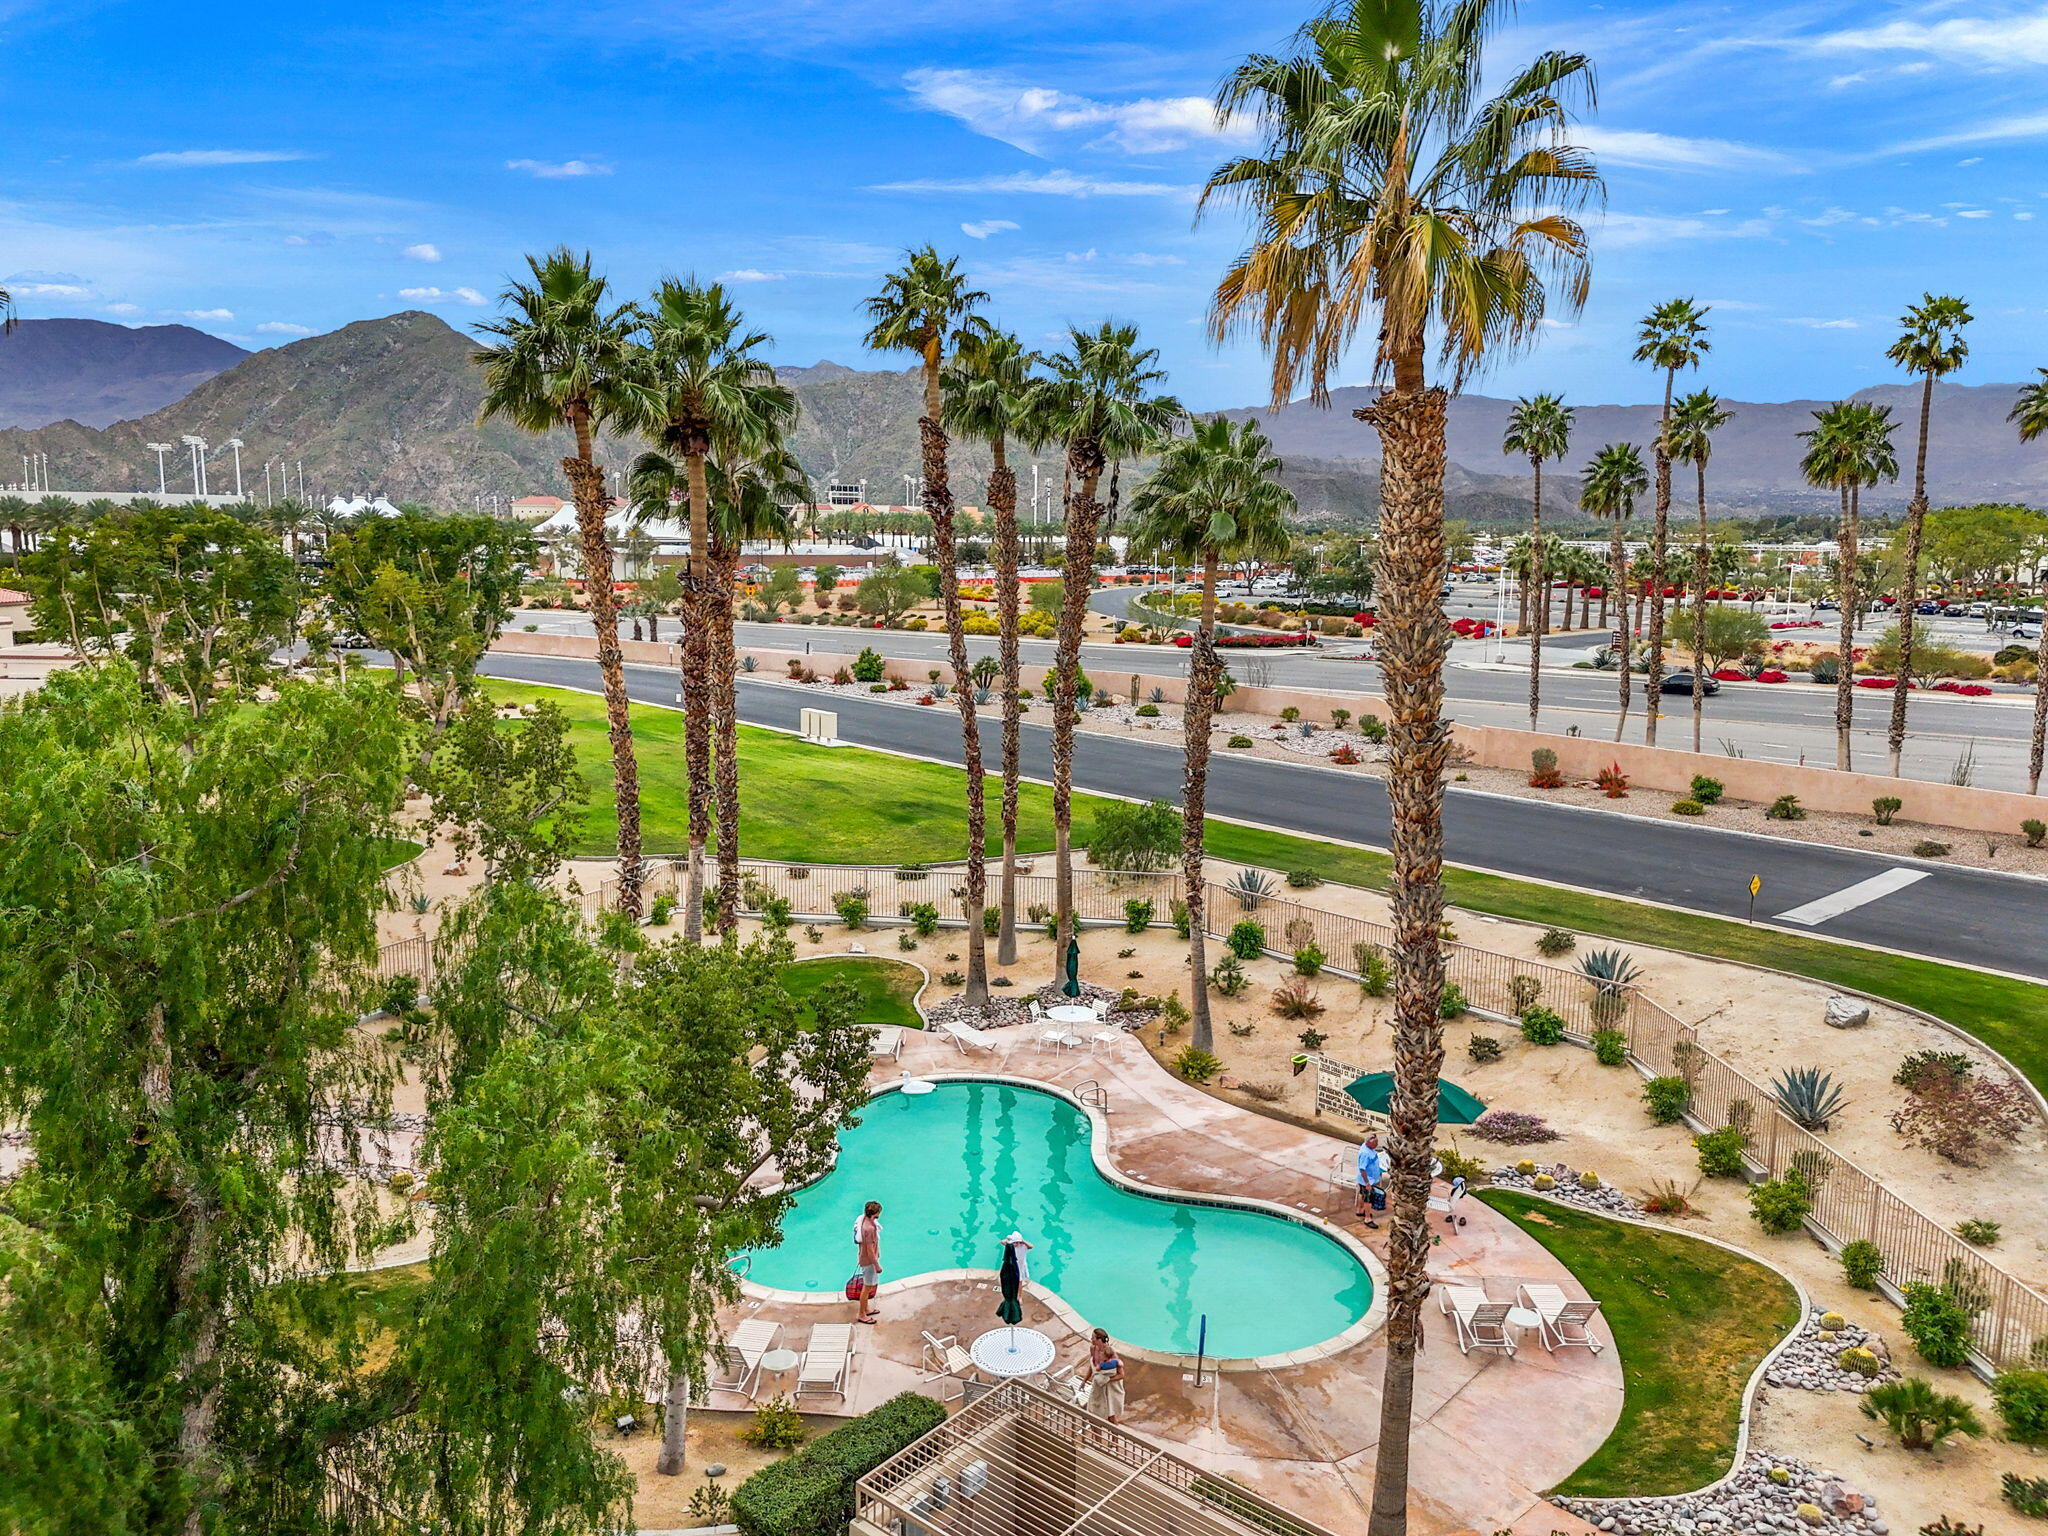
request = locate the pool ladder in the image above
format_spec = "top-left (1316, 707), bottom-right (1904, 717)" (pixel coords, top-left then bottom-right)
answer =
top-left (1073, 1079), bottom-right (1109, 1112)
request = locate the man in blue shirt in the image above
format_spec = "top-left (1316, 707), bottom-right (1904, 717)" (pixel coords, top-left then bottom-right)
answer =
top-left (1355, 1133), bottom-right (1387, 1228)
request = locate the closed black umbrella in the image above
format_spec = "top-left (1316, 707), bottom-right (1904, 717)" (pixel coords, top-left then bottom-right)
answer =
top-left (996, 1241), bottom-right (1024, 1328)
top-left (1062, 937), bottom-right (1081, 998)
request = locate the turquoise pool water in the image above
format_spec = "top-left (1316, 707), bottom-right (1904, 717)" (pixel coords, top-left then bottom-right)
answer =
top-left (744, 1080), bottom-right (1373, 1357)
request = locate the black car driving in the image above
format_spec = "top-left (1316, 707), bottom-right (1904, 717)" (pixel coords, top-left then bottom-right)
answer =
top-left (1658, 670), bottom-right (1720, 696)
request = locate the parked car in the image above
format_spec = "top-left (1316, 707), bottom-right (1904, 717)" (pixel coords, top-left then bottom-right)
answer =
top-left (1658, 670), bottom-right (1720, 696)
top-left (1815, 599), bottom-right (1839, 612)
top-left (2016, 622), bottom-right (2043, 641)
top-left (1914, 601), bottom-right (1943, 615)
top-left (330, 631), bottom-right (372, 649)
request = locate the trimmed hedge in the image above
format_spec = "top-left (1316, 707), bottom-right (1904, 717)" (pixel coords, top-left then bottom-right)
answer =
top-left (733, 1390), bottom-right (948, 1536)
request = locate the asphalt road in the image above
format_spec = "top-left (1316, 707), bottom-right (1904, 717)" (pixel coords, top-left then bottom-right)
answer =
top-left (478, 650), bottom-right (2048, 981)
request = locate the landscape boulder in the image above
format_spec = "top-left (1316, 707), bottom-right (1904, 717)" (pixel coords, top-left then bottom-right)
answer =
top-left (1823, 994), bottom-right (1871, 1029)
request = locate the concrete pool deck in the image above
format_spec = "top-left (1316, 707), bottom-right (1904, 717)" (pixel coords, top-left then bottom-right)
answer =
top-left (711, 1026), bottom-right (1619, 1535)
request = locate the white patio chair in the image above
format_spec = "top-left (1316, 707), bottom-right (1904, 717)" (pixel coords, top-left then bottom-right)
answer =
top-left (937, 1017), bottom-right (995, 1054)
top-left (867, 1026), bottom-right (903, 1060)
top-left (1439, 1287), bottom-right (1515, 1356)
top-left (1520, 1284), bottom-right (1604, 1353)
top-left (1090, 998), bottom-right (1110, 1022)
top-left (919, 1330), bottom-right (979, 1401)
top-left (794, 1322), bottom-right (853, 1402)
top-left (1089, 1029), bottom-right (1122, 1054)
top-left (1027, 999), bottom-right (1045, 1023)
top-left (1038, 1027), bottom-right (1071, 1054)
top-left (707, 1316), bottom-right (780, 1396)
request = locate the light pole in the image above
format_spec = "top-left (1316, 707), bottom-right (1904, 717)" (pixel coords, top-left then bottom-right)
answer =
top-left (182, 435), bottom-right (208, 496)
top-left (225, 439), bottom-right (244, 499)
top-left (147, 442), bottom-right (172, 494)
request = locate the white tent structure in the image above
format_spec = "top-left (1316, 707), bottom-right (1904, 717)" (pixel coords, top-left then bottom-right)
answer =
top-left (324, 495), bottom-right (403, 518)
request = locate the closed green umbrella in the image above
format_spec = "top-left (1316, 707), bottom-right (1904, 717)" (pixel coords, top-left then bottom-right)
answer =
top-left (1341, 1072), bottom-right (1487, 1126)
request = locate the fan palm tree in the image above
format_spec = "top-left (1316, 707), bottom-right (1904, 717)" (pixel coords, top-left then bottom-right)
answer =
top-left (865, 250), bottom-right (994, 1002)
top-left (1127, 417), bottom-right (1293, 1055)
top-left (1801, 402), bottom-right (1899, 770)
top-left (945, 327), bottom-right (1042, 967)
top-left (0, 283), bottom-right (14, 335)
top-left (1200, 4), bottom-right (1598, 1527)
top-left (1667, 389), bottom-right (1732, 751)
top-left (1884, 294), bottom-right (1972, 776)
top-left (474, 248), bottom-right (647, 914)
top-left (1581, 444), bottom-right (1647, 740)
top-left (634, 277), bottom-right (796, 942)
top-left (1633, 299), bottom-right (1710, 746)
top-left (1033, 323), bottom-right (1184, 975)
top-left (1501, 394), bottom-right (1573, 727)
top-left (0, 494), bottom-right (28, 556)
top-left (2010, 369), bottom-right (2048, 792)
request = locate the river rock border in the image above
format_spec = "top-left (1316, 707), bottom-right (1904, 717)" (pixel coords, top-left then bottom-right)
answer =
top-left (1488, 1161), bottom-right (1643, 1218)
top-left (1763, 1306), bottom-right (1898, 1394)
top-left (1556, 1451), bottom-right (1892, 1536)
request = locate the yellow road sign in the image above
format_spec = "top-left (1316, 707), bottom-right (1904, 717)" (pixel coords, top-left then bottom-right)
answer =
top-left (1749, 875), bottom-right (1762, 896)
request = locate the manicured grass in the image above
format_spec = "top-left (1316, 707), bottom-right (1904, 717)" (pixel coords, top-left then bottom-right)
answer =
top-left (480, 680), bottom-right (1126, 865)
top-left (780, 956), bottom-right (925, 1029)
top-left (1479, 1191), bottom-right (1799, 1497)
top-left (1201, 822), bottom-right (2048, 1095)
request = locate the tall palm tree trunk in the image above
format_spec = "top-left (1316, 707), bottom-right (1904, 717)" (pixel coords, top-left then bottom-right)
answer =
top-left (563, 425), bottom-right (643, 919)
top-left (1527, 458), bottom-right (1544, 728)
top-left (1645, 377), bottom-right (1674, 744)
top-left (1610, 523), bottom-right (1631, 742)
top-left (680, 450), bottom-right (717, 943)
top-left (923, 411), bottom-right (991, 1005)
top-left (1050, 443), bottom-right (1106, 982)
top-left (1888, 373), bottom-right (1936, 776)
top-left (712, 545), bottom-right (744, 936)
top-left (990, 445), bottom-right (1025, 967)
top-left (1360, 377), bottom-right (1450, 1536)
top-left (2030, 616), bottom-right (2048, 795)
top-left (1836, 485), bottom-right (1858, 771)
top-left (1691, 464), bottom-right (1710, 752)
top-left (1184, 552), bottom-right (1223, 1055)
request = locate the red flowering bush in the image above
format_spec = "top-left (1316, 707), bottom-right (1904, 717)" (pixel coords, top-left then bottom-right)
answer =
top-left (1934, 682), bottom-right (1994, 696)
top-left (1216, 632), bottom-right (1309, 648)
top-left (1856, 676), bottom-right (1901, 690)
top-left (1713, 668), bottom-right (1747, 682)
top-left (916, 693), bottom-right (936, 706)
top-left (1171, 634), bottom-right (1193, 647)
top-left (1756, 669), bottom-right (1789, 683)
top-left (1330, 744), bottom-right (1361, 765)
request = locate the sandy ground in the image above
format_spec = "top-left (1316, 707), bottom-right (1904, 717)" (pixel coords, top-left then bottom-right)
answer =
top-left (612, 1408), bottom-right (839, 1529)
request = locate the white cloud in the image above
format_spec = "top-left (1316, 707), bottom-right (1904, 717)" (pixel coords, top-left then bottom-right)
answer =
top-left (397, 286), bottom-right (485, 305)
top-left (1815, 14), bottom-right (2048, 68)
top-left (1893, 111), bottom-right (2048, 152)
top-left (1954, 208), bottom-right (1993, 217)
top-left (902, 68), bottom-right (1247, 155)
top-left (961, 218), bottom-right (1020, 239)
top-left (1592, 210), bottom-right (1774, 248)
top-left (1958, 156), bottom-right (1984, 166)
top-left (5, 269), bottom-right (93, 298)
top-left (102, 301), bottom-right (141, 316)
top-left (135, 148), bottom-right (310, 168)
top-left (2019, 210), bottom-right (2038, 220)
top-left (401, 242), bottom-right (442, 262)
top-left (256, 321), bottom-right (315, 335)
top-left (1576, 127), bottom-right (1800, 174)
top-left (719, 269), bottom-right (784, 282)
top-left (1799, 206), bottom-right (1860, 227)
top-left (869, 169), bottom-right (1190, 199)
top-left (505, 157), bottom-right (613, 178)
top-left (179, 308), bottom-right (235, 321)
top-left (1783, 316), bottom-right (1860, 330)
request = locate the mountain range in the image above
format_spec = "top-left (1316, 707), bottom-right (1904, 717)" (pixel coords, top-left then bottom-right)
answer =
top-left (2, 311), bottom-right (2042, 521)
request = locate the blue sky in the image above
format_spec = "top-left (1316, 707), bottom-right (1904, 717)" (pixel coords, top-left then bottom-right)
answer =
top-left (4, 0), bottom-right (2046, 409)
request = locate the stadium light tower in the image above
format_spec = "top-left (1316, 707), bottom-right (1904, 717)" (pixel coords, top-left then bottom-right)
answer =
top-left (146, 443), bottom-right (173, 494)
top-left (181, 435), bottom-right (208, 496)
top-left (225, 438), bottom-right (244, 498)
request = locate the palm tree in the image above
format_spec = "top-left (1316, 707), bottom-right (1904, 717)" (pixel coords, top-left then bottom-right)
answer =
top-left (865, 251), bottom-right (995, 1003)
top-left (1667, 389), bottom-right (1732, 751)
top-left (945, 328), bottom-right (1042, 967)
top-left (635, 277), bottom-right (796, 942)
top-left (1034, 324), bottom-right (1183, 977)
top-left (475, 248), bottom-right (647, 915)
top-left (2009, 369), bottom-right (2048, 792)
top-left (0, 283), bottom-right (15, 335)
top-left (1884, 294), bottom-right (1973, 776)
top-left (0, 494), bottom-right (27, 556)
top-left (1581, 445), bottom-right (1647, 740)
top-left (1127, 418), bottom-right (1293, 1055)
top-left (1201, 5), bottom-right (1598, 1529)
top-left (1801, 402), bottom-right (1899, 770)
top-left (1501, 394), bottom-right (1573, 728)
top-left (1633, 300), bottom-right (1710, 746)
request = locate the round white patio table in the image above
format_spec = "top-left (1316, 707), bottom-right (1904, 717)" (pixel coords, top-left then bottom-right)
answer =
top-left (1045, 1004), bottom-right (1096, 1027)
top-left (971, 1326), bottom-right (1056, 1379)
top-left (1505, 1306), bottom-right (1542, 1338)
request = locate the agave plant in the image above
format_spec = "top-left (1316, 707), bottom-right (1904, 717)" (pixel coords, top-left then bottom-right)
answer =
top-left (1576, 948), bottom-right (1643, 993)
top-left (1771, 1066), bottom-right (1850, 1130)
top-left (1228, 867), bottom-right (1277, 911)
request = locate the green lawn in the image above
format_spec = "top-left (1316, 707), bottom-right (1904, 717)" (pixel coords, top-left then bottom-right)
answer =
top-left (1479, 1191), bottom-right (1800, 1497)
top-left (780, 956), bottom-right (925, 1029)
top-left (484, 678), bottom-right (2048, 1096)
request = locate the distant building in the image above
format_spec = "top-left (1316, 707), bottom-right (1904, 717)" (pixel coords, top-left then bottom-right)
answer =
top-left (509, 495), bottom-right (566, 522)
top-left (0, 588), bottom-right (28, 646)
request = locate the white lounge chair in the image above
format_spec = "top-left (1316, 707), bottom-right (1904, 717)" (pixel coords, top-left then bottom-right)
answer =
top-left (1520, 1283), bottom-right (1604, 1353)
top-left (1438, 1286), bottom-right (1514, 1356)
top-left (920, 1330), bottom-right (979, 1401)
top-left (794, 1322), bottom-right (853, 1402)
top-left (938, 1016), bottom-right (996, 1054)
top-left (868, 1026), bottom-right (903, 1060)
top-left (707, 1316), bottom-right (781, 1396)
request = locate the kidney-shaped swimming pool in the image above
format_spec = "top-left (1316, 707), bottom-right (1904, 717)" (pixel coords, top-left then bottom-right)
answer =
top-left (744, 1079), bottom-right (1374, 1358)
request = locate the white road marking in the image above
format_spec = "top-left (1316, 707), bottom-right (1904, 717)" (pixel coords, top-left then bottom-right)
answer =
top-left (1774, 867), bottom-right (1932, 927)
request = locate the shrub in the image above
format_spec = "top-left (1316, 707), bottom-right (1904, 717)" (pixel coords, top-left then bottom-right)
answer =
top-left (1535, 927), bottom-right (1576, 957)
top-left (690, 1482), bottom-right (734, 1526)
top-left (1471, 1109), bottom-right (1561, 1145)
top-left (1689, 773), bottom-right (1725, 805)
top-left (1770, 1066), bottom-right (1849, 1129)
top-left (1279, 706), bottom-right (1301, 723)
top-left (903, 901), bottom-right (940, 937)
top-left (1292, 942), bottom-right (1325, 977)
top-left (1643, 1075), bottom-right (1691, 1125)
top-left (1297, 1027), bottom-right (1326, 1052)
top-left (1861, 1377), bottom-right (1984, 1450)
top-left (896, 933), bottom-right (918, 952)
top-left (1436, 1143), bottom-right (1487, 1183)
top-left (849, 646), bottom-right (886, 683)
top-left (1766, 793), bottom-right (1805, 820)
top-left (1895, 1050), bottom-right (1974, 1091)
top-left (1913, 839), bottom-right (1951, 858)
top-left (1592, 1027), bottom-right (1628, 1066)
top-left (2003, 1473), bottom-right (2048, 1518)
top-left (1208, 955), bottom-right (1250, 998)
top-left (833, 892), bottom-right (869, 929)
top-left (1902, 1283), bottom-right (1975, 1368)
top-left (1529, 747), bottom-right (1564, 788)
top-left (1892, 1070), bottom-right (2030, 1166)
top-left (1358, 714), bottom-right (1388, 742)
top-left (1087, 798), bottom-right (1180, 873)
top-left (1134, 702), bottom-right (1161, 717)
top-left (647, 892), bottom-right (678, 925)
top-left (1989, 1369), bottom-right (2048, 1449)
top-left (1440, 982), bottom-right (1469, 1019)
top-left (1226, 920), bottom-right (1266, 959)
top-left (1270, 979), bottom-right (1325, 1021)
top-left (1518, 1006), bottom-right (1566, 1046)
top-left (1508, 974), bottom-right (1543, 1013)
top-left (1671, 798), bottom-right (1705, 815)
top-left (1695, 1126), bottom-right (1748, 1178)
top-left (1170, 899), bottom-right (1191, 940)
top-left (2026, 818), bottom-right (2048, 848)
top-left (940, 970), bottom-right (965, 986)
top-left (1123, 898), bottom-right (1154, 934)
top-left (1330, 743), bottom-right (1362, 764)
top-left (742, 1395), bottom-right (810, 1450)
top-left (1642, 1179), bottom-right (1694, 1216)
top-left (1595, 762), bottom-right (1629, 797)
top-left (1840, 1239), bottom-right (1885, 1290)
top-left (1356, 943), bottom-right (1391, 997)
top-left (1748, 1169), bottom-right (1813, 1234)
top-left (1956, 1219), bottom-right (2001, 1247)
top-left (1808, 653), bottom-right (1841, 684)
top-left (1173, 1045), bottom-right (1223, 1083)
top-left (1158, 992), bottom-right (1190, 1035)
top-left (1873, 795), bottom-right (1903, 826)
top-left (982, 906), bottom-right (999, 937)
top-left (1226, 734), bottom-right (1255, 748)
top-left (732, 1391), bottom-right (947, 1536)
top-left (1467, 1034), bottom-right (1503, 1064)
top-left (1285, 868), bottom-right (1324, 889)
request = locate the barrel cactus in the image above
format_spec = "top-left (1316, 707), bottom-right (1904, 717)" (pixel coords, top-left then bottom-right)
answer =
top-left (1795, 1504), bottom-right (1825, 1527)
top-left (1532, 1173), bottom-right (1556, 1191)
top-left (1818, 1310), bottom-right (1846, 1331)
top-left (1515, 1159), bottom-right (1537, 1176)
top-left (1836, 1345), bottom-right (1881, 1378)
top-left (1578, 1171), bottom-right (1602, 1190)
top-left (1767, 1467), bottom-right (1792, 1486)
